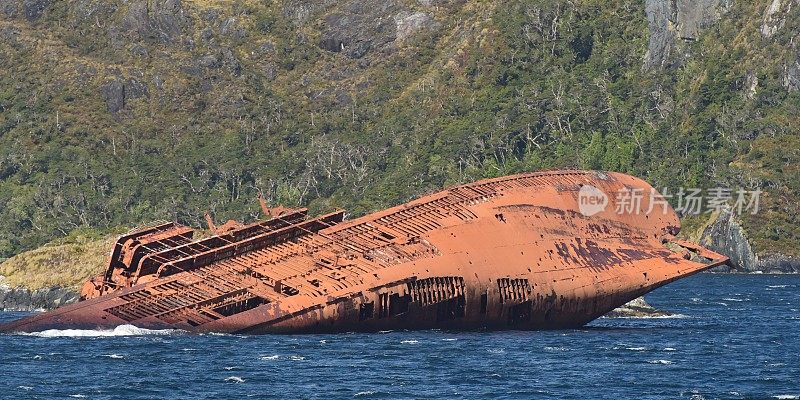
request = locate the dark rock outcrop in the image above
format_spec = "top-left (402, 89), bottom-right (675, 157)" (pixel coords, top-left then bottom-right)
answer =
top-left (22, 0), bottom-right (51, 21)
top-left (101, 78), bottom-right (149, 115)
top-left (314, 0), bottom-right (437, 59)
top-left (0, 0), bottom-right (19, 18)
top-left (700, 206), bottom-right (800, 273)
top-left (0, 285), bottom-right (79, 311)
top-left (101, 80), bottom-right (125, 114)
top-left (118, 0), bottom-right (192, 44)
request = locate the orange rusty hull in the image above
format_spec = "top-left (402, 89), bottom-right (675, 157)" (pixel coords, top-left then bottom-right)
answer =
top-left (0, 171), bottom-right (728, 334)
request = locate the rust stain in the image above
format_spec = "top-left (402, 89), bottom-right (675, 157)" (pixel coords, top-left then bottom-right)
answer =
top-left (0, 171), bottom-right (728, 334)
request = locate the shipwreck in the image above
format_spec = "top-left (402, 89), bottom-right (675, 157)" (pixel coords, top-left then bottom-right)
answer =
top-left (0, 171), bottom-right (728, 334)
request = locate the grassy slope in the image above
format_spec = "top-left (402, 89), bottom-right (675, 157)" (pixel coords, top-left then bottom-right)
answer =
top-left (0, 231), bottom-right (113, 290)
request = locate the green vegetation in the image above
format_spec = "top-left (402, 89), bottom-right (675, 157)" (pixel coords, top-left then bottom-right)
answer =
top-left (0, 0), bottom-right (798, 265)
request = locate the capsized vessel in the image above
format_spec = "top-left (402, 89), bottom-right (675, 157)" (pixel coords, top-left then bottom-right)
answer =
top-left (0, 171), bottom-right (728, 333)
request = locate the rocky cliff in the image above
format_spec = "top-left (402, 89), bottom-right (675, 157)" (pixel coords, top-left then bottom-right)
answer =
top-left (700, 207), bottom-right (800, 273)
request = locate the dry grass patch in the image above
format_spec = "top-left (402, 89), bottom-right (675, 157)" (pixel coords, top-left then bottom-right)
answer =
top-left (0, 235), bottom-right (114, 290)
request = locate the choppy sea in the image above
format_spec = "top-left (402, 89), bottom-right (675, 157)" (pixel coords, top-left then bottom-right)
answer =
top-left (1, 274), bottom-right (798, 399)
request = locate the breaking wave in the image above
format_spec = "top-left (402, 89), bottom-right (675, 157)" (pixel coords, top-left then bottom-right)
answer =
top-left (612, 313), bottom-right (689, 319)
top-left (18, 325), bottom-right (180, 338)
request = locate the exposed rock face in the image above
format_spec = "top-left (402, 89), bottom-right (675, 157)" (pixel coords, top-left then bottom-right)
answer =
top-left (118, 0), bottom-right (192, 44)
top-left (644, 0), bottom-right (731, 69)
top-left (785, 57), bottom-right (800, 92)
top-left (394, 11), bottom-right (436, 42)
top-left (22, 0), bottom-right (51, 21)
top-left (100, 78), bottom-right (149, 115)
top-left (315, 0), bottom-right (438, 58)
top-left (0, 279), bottom-right (79, 311)
top-left (318, 1), bottom-right (400, 59)
top-left (0, 0), bottom-right (19, 18)
top-left (700, 207), bottom-right (800, 273)
top-left (760, 0), bottom-right (796, 38)
top-left (604, 297), bottom-right (674, 318)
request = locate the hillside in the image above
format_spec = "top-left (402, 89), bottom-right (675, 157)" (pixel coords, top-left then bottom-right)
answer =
top-left (1, 0), bottom-right (798, 272)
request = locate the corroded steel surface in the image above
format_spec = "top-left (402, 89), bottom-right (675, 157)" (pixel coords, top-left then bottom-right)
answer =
top-left (0, 171), bottom-right (728, 334)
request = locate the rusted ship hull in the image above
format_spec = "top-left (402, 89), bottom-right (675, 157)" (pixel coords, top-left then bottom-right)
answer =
top-left (0, 171), bottom-right (727, 334)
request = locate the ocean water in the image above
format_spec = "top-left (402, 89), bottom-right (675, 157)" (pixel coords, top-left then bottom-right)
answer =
top-left (1, 274), bottom-right (798, 399)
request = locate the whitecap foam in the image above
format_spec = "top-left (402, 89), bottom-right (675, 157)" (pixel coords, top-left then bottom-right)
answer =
top-left (354, 391), bottom-right (376, 397)
top-left (722, 298), bottom-right (748, 302)
top-left (17, 386), bottom-right (33, 391)
top-left (648, 359), bottom-right (674, 365)
top-left (768, 285), bottom-right (789, 289)
top-left (626, 347), bottom-right (647, 351)
top-left (20, 325), bottom-right (179, 338)
top-left (225, 376), bottom-right (245, 383)
top-left (68, 395), bottom-right (86, 398)
top-left (663, 347), bottom-right (677, 351)
top-left (102, 354), bottom-right (124, 359)
top-left (544, 346), bottom-right (570, 351)
top-left (260, 355), bottom-right (280, 360)
top-left (773, 395), bottom-right (800, 399)
top-left (288, 355), bottom-right (305, 361)
top-left (614, 313), bottom-right (689, 319)
top-left (442, 338), bottom-right (457, 341)
top-left (400, 340), bottom-right (419, 344)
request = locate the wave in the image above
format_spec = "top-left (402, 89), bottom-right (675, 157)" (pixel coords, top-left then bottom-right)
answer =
top-left (19, 324), bottom-right (180, 338)
top-left (224, 376), bottom-right (245, 383)
top-left (612, 313), bottom-right (689, 319)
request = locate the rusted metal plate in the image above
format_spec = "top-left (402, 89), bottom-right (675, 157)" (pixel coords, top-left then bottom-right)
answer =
top-left (0, 171), bottom-right (728, 334)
